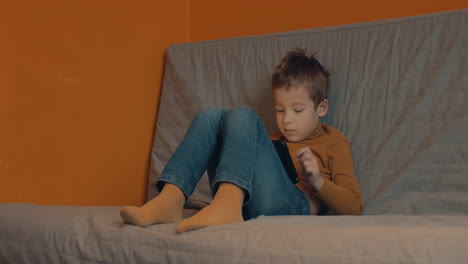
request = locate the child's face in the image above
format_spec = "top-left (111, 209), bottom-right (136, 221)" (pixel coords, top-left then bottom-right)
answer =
top-left (273, 86), bottom-right (328, 143)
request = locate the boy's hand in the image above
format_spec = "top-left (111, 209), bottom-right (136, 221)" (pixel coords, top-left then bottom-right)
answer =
top-left (297, 147), bottom-right (324, 192)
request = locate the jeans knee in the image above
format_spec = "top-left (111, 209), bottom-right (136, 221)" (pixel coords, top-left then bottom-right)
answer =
top-left (194, 107), bottom-right (227, 123)
top-left (226, 106), bottom-right (258, 121)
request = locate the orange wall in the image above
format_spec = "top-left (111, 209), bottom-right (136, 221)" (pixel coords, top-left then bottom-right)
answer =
top-left (190, 0), bottom-right (467, 42)
top-left (1, 0), bottom-right (466, 207)
top-left (1, 0), bottom-right (188, 206)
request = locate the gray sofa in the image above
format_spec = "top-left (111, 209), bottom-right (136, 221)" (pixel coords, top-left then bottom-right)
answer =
top-left (1, 9), bottom-right (467, 264)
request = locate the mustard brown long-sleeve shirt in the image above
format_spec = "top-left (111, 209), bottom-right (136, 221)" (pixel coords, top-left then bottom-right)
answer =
top-left (271, 123), bottom-right (362, 215)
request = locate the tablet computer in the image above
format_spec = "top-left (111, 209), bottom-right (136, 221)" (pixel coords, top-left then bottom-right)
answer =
top-left (272, 140), bottom-right (299, 184)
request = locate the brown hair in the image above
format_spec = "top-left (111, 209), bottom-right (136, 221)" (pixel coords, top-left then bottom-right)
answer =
top-left (272, 48), bottom-right (330, 108)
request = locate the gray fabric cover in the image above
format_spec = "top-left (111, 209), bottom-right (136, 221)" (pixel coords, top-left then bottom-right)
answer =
top-left (1, 203), bottom-right (468, 264)
top-left (149, 9), bottom-right (468, 215)
top-left (0, 9), bottom-right (467, 264)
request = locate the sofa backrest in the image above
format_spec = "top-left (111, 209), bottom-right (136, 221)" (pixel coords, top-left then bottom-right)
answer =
top-left (149, 9), bottom-right (467, 215)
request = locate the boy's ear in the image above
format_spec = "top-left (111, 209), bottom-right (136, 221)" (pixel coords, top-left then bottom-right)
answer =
top-left (317, 99), bottom-right (329, 117)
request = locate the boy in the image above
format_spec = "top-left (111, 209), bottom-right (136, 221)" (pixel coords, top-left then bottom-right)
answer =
top-left (120, 49), bottom-right (362, 233)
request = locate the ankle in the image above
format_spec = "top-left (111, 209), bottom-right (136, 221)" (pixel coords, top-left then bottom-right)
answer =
top-left (215, 182), bottom-right (245, 204)
top-left (160, 183), bottom-right (186, 202)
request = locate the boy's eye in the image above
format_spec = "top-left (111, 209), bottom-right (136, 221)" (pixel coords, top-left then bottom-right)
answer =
top-left (276, 109), bottom-right (284, 113)
top-left (294, 109), bottom-right (304, 113)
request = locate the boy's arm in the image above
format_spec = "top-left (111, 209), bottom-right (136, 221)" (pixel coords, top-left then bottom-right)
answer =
top-left (298, 140), bottom-right (362, 215)
top-left (316, 140), bottom-right (362, 215)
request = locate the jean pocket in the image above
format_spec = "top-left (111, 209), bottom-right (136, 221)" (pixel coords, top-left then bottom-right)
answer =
top-left (265, 199), bottom-right (299, 216)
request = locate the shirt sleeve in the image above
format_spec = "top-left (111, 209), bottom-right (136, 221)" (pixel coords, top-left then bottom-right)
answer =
top-left (316, 140), bottom-right (363, 215)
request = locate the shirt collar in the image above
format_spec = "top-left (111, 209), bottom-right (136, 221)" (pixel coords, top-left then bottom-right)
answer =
top-left (304, 123), bottom-right (324, 140)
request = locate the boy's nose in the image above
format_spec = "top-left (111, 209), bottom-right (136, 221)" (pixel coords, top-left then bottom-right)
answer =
top-left (283, 113), bottom-right (293, 124)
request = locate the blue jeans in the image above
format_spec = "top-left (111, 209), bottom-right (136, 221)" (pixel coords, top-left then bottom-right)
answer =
top-left (156, 106), bottom-right (310, 220)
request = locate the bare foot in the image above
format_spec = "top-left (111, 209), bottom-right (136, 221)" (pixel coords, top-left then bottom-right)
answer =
top-left (120, 184), bottom-right (185, 228)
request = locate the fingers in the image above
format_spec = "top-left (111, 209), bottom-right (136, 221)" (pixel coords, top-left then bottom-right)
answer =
top-left (297, 147), bottom-right (319, 176)
top-left (301, 158), bottom-right (318, 173)
top-left (297, 147), bottom-right (312, 158)
top-left (297, 147), bottom-right (316, 162)
top-left (296, 147), bottom-right (323, 190)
